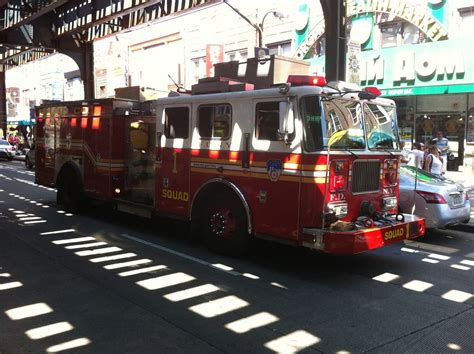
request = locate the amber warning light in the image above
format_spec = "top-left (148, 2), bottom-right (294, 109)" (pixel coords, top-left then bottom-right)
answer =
top-left (287, 75), bottom-right (327, 87)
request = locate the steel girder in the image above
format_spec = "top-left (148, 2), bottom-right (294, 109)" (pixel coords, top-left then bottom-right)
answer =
top-left (0, 0), bottom-right (213, 68)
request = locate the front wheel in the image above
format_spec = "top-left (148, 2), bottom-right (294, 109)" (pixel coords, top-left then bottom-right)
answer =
top-left (203, 191), bottom-right (250, 257)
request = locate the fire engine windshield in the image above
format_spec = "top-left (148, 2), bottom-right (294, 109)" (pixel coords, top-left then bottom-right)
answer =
top-left (301, 96), bottom-right (365, 151)
top-left (364, 103), bottom-right (400, 150)
top-left (323, 98), bottom-right (364, 150)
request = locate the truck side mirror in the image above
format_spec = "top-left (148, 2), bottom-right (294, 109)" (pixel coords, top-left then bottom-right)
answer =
top-left (278, 100), bottom-right (295, 144)
top-left (278, 101), bottom-right (289, 141)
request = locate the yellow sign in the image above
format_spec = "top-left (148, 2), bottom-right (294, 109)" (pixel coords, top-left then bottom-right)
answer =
top-left (162, 189), bottom-right (189, 202)
top-left (422, 120), bottom-right (434, 133)
top-left (384, 226), bottom-right (405, 240)
top-left (445, 118), bottom-right (460, 134)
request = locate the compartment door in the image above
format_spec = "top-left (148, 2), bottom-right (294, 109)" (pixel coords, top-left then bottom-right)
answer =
top-left (155, 106), bottom-right (191, 217)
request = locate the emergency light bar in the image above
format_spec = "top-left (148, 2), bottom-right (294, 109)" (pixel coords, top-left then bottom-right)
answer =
top-left (287, 75), bottom-right (327, 87)
top-left (359, 86), bottom-right (382, 99)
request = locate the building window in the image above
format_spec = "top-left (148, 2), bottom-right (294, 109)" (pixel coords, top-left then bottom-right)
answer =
top-left (380, 22), bottom-right (401, 48)
top-left (225, 50), bottom-right (248, 62)
top-left (165, 107), bottom-right (189, 139)
top-left (267, 41), bottom-right (292, 57)
top-left (198, 104), bottom-right (231, 139)
top-left (191, 57), bottom-right (206, 84)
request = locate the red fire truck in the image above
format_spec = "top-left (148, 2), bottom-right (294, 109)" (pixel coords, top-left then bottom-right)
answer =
top-left (35, 67), bottom-right (424, 256)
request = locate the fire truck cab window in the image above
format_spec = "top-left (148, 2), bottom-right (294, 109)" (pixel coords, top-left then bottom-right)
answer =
top-left (322, 99), bottom-right (365, 149)
top-left (364, 103), bottom-right (399, 150)
top-left (198, 104), bottom-right (231, 139)
top-left (255, 101), bottom-right (280, 141)
top-left (300, 96), bottom-right (323, 151)
top-left (165, 107), bottom-right (189, 139)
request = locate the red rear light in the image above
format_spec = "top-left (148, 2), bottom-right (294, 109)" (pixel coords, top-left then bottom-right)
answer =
top-left (287, 75), bottom-right (327, 87)
top-left (81, 117), bottom-right (88, 128)
top-left (92, 117), bottom-right (100, 130)
top-left (93, 105), bottom-right (102, 116)
top-left (71, 117), bottom-right (77, 127)
top-left (416, 191), bottom-right (447, 204)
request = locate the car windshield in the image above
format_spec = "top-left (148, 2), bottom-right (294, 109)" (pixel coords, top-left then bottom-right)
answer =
top-left (364, 103), bottom-right (400, 150)
top-left (401, 165), bottom-right (446, 183)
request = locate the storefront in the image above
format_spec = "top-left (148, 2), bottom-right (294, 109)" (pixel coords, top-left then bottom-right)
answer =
top-left (358, 37), bottom-right (474, 171)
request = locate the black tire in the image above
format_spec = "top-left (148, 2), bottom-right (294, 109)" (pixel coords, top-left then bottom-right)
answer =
top-left (202, 190), bottom-right (250, 257)
top-left (7, 156), bottom-right (13, 161)
top-left (57, 169), bottom-right (85, 213)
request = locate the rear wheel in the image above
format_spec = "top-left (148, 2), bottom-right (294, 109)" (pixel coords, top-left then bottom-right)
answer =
top-left (25, 156), bottom-right (32, 169)
top-left (57, 169), bottom-right (85, 213)
top-left (203, 190), bottom-right (249, 257)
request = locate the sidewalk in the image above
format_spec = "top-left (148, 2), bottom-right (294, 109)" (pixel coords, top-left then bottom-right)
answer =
top-left (444, 170), bottom-right (474, 191)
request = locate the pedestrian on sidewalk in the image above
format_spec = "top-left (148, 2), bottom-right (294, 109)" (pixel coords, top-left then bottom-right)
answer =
top-left (424, 145), bottom-right (443, 177)
top-left (433, 131), bottom-right (449, 175)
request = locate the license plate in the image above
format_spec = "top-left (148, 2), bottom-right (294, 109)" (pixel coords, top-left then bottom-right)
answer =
top-left (452, 195), bottom-right (462, 205)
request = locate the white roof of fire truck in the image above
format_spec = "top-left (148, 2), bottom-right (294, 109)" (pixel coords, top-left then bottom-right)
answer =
top-left (156, 75), bottom-right (394, 107)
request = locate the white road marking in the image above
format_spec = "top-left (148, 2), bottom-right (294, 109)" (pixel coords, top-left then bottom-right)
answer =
top-left (120, 233), bottom-right (241, 276)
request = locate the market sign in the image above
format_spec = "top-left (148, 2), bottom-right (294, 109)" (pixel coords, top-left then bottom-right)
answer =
top-left (346, 0), bottom-right (448, 41)
top-left (360, 39), bottom-right (474, 96)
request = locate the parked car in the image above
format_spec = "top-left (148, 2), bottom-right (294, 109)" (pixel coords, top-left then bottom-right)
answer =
top-left (0, 139), bottom-right (15, 161)
top-left (25, 145), bottom-right (36, 169)
top-left (398, 165), bottom-right (470, 228)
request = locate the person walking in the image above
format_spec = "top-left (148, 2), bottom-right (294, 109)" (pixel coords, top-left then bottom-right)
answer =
top-left (424, 145), bottom-right (443, 176)
top-left (433, 131), bottom-right (449, 175)
top-left (408, 142), bottom-right (425, 169)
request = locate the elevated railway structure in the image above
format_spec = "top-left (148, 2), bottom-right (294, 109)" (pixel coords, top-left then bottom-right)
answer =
top-left (0, 0), bottom-right (346, 137)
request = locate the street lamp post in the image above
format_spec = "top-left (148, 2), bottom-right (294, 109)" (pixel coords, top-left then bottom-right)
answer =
top-left (223, 1), bottom-right (286, 48)
top-left (257, 10), bottom-right (286, 48)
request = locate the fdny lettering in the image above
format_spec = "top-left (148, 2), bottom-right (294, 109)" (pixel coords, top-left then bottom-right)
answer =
top-left (384, 227), bottom-right (404, 240)
top-left (330, 193), bottom-right (346, 202)
top-left (383, 187), bottom-right (395, 196)
top-left (162, 189), bottom-right (189, 201)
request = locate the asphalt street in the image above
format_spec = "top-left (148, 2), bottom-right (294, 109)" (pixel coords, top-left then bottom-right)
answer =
top-left (1, 159), bottom-right (473, 353)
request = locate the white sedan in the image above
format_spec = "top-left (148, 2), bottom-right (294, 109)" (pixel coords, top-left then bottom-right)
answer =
top-left (398, 165), bottom-right (470, 229)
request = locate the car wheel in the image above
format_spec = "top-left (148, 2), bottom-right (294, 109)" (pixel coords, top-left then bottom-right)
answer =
top-left (25, 157), bottom-right (31, 168)
top-left (203, 190), bottom-right (249, 257)
top-left (7, 156), bottom-right (13, 161)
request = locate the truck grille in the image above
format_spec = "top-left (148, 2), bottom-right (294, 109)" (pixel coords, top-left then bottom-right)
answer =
top-left (351, 160), bottom-right (381, 193)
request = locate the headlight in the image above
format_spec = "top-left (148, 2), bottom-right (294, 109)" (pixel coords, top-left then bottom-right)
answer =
top-left (382, 196), bottom-right (397, 210)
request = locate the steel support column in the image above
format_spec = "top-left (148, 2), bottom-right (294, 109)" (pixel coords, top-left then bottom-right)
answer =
top-left (61, 42), bottom-right (95, 100)
top-left (0, 68), bottom-right (6, 138)
top-left (320, 0), bottom-right (346, 81)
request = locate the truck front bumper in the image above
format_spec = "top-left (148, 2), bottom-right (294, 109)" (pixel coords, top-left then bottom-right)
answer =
top-left (302, 214), bottom-right (425, 255)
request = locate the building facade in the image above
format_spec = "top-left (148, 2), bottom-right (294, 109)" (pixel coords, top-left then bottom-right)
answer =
top-left (6, 0), bottom-right (474, 173)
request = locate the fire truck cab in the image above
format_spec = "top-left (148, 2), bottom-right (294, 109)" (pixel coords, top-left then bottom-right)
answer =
top-left (35, 60), bottom-right (424, 256)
